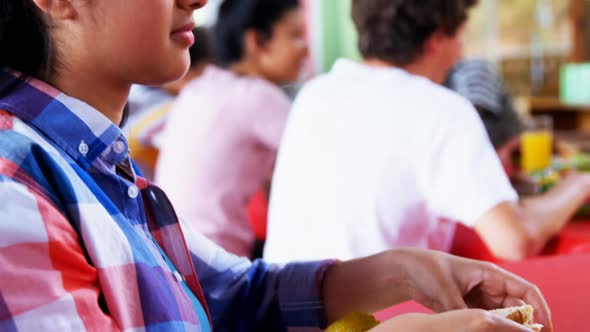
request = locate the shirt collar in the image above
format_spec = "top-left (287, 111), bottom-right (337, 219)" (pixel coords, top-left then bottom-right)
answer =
top-left (0, 69), bottom-right (129, 169)
top-left (332, 58), bottom-right (411, 77)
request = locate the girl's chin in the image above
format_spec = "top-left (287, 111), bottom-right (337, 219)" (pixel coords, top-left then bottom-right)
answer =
top-left (140, 64), bottom-right (189, 86)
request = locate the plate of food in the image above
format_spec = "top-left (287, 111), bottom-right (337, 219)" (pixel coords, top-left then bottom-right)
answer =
top-left (528, 153), bottom-right (590, 219)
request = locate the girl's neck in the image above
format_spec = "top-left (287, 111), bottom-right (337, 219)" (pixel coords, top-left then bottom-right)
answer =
top-left (49, 67), bottom-right (130, 126)
top-left (229, 58), bottom-right (266, 81)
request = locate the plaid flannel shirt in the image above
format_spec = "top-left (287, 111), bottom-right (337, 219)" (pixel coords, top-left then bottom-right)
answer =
top-left (0, 70), bottom-right (331, 332)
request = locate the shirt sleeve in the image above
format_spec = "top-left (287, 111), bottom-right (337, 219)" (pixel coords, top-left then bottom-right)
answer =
top-left (0, 175), bottom-right (119, 331)
top-left (418, 99), bottom-right (519, 226)
top-left (180, 220), bottom-right (333, 332)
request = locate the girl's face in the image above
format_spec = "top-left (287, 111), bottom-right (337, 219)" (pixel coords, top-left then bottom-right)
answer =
top-left (71, 0), bottom-right (207, 86)
top-left (258, 7), bottom-right (308, 84)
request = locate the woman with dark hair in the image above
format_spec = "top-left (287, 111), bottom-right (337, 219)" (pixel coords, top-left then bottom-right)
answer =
top-left (156, 0), bottom-right (307, 258)
top-left (0, 0), bottom-right (551, 331)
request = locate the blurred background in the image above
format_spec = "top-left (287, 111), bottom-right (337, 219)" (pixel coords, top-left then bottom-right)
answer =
top-left (196, 0), bottom-right (590, 132)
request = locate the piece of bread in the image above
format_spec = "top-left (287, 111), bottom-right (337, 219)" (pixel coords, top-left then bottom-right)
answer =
top-left (490, 305), bottom-right (543, 331)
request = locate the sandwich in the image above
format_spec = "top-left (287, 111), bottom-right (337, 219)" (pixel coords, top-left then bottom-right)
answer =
top-left (490, 304), bottom-right (543, 331)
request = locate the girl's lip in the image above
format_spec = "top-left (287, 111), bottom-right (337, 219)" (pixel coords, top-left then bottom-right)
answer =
top-left (171, 22), bottom-right (195, 35)
top-left (171, 22), bottom-right (195, 46)
top-left (171, 30), bottom-right (195, 47)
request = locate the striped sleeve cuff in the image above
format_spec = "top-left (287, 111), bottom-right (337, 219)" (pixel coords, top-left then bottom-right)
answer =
top-left (277, 260), bottom-right (337, 330)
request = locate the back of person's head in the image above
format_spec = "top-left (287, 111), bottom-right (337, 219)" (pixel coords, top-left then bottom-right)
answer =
top-left (0, 0), bottom-right (52, 81)
top-left (189, 27), bottom-right (213, 68)
top-left (213, 0), bottom-right (300, 66)
top-left (351, 0), bottom-right (477, 66)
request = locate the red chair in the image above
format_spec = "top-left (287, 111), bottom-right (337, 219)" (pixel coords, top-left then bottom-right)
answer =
top-left (450, 223), bottom-right (502, 263)
top-left (247, 189), bottom-right (269, 241)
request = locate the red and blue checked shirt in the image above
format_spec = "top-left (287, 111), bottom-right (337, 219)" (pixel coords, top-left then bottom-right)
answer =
top-left (0, 69), bottom-right (332, 332)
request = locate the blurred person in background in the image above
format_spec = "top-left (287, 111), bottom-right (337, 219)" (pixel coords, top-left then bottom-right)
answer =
top-left (445, 59), bottom-right (558, 195)
top-left (124, 27), bottom-right (212, 179)
top-left (264, 0), bottom-right (590, 263)
top-left (156, 0), bottom-right (308, 258)
top-left (445, 59), bottom-right (524, 150)
top-left (445, 58), bottom-right (526, 180)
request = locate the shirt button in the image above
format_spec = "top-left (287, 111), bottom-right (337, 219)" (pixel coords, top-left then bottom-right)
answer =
top-left (113, 140), bottom-right (126, 154)
top-left (127, 184), bottom-right (139, 199)
top-left (78, 141), bottom-right (89, 156)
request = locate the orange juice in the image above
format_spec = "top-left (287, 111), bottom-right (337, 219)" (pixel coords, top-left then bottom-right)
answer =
top-left (521, 130), bottom-right (553, 173)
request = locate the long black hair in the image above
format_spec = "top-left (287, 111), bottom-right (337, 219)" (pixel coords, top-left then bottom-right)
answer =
top-left (0, 2), bottom-right (138, 127)
top-left (0, 1), bottom-right (52, 79)
top-left (213, 0), bottom-right (300, 67)
top-left (189, 27), bottom-right (213, 67)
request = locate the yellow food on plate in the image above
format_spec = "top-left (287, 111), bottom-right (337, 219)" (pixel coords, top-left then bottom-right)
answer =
top-left (325, 312), bottom-right (380, 332)
top-left (326, 305), bottom-right (543, 331)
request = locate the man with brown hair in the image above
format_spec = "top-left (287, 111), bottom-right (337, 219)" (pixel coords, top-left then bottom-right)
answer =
top-left (265, 0), bottom-right (590, 262)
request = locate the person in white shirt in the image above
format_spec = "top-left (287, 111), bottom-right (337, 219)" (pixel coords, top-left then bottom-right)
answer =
top-left (264, 0), bottom-right (590, 262)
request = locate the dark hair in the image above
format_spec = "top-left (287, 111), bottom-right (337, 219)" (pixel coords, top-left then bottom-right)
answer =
top-left (352, 0), bottom-right (477, 65)
top-left (213, 0), bottom-right (300, 66)
top-left (0, 0), bottom-right (52, 79)
top-left (189, 27), bottom-right (212, 67)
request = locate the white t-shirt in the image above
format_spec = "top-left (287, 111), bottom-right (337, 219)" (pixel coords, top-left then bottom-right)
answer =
top-left (264, 59), bottom-right (518, 262)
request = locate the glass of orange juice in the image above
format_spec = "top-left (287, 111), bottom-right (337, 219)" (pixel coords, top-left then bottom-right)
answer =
top-left (521, 115), bottom-right (553, 173)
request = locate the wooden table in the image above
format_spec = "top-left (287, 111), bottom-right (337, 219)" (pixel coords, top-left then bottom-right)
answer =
top-left (529, 96), bottom-right (590, 131)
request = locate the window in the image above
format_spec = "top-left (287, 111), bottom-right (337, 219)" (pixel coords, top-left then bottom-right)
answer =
top-left (466, 0), bottom-right (571, 60)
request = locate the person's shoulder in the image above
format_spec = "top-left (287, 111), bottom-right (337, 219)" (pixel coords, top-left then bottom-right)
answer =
top-left (188, 65), bottom-right (290, 108)
top-left (396, 79), bottom-right (485, 141)
top-left (409, 76), bottom-right (475, 113)
top-left (285, 76), bottom-right (334, 117)
top-left (291, 72), bottom-right (339, 105)
top-left (0, 111), bottom-right (38, 157)
top-left (0, 112), bottom-right (64, 167)
top-left (301, 72), bottom-right (334, 91)
top-left (434, 83), bottom-right (475, 110)
top-left (180, 65), bottom-right (233, 94)
top-left (247, 77), bottom-right (290, 102)
top-left (236, 75), bottom-right (292, 113)
top-left (0, 112), bottom-right (65, 206)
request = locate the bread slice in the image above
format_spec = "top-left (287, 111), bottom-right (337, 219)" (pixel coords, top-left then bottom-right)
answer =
top-left (490, 305), bottom-right (533, 325)
top-left (490, 305), bottom-right (543, 331)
